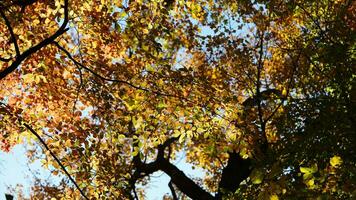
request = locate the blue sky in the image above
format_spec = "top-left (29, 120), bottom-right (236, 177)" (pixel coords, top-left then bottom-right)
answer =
top-left (0, 144), bottom-right (64, 200)
top-left (0, 145), bottom-right (39, 200)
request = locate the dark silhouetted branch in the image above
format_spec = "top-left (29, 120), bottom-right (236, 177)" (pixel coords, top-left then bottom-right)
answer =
top-left (23, 123), bottom-right (89, 200)
top-left (160, 159), bottom-right (215, 200)
top-left (168, 181), bottom-right (178, 200)
top-left (5, 194), bottom-right (13, 200)
top-left (53, 41), bottom-right (185, 99)
top-left (216, 152), bottom-right (252, 200)
top-left (131, 135), bottom-right (214, 200)
top-left (0, 0), bottom-right (69, 80)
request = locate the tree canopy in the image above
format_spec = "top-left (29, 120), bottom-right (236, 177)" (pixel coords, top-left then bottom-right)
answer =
top-left (0, 0), bottom-right (355, 199)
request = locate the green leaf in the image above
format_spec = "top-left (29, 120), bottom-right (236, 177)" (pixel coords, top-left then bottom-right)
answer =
top-left (300, 164), bottom-right (318, 174)
top-left (250, 168), bottom-right (264, 184)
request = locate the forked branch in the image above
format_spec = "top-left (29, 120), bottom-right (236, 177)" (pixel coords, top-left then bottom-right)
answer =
top-left (0, 0), bottom-right (69, 80)
top-left (130, 133), bottom-right (214, 200)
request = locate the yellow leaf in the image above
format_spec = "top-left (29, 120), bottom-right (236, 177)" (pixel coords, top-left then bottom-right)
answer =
top-left (134, 116), bottom-right (143, 129)
top-left (92, 41), bottom-right (98, 48)
top-left (300, 166), bottom-right (311, 173)
top-left (282, 189), bottom-right (287, 194)
top-left (306, 179), bottom-right (314, 187)
top-left (34, 75), bottom-right (41, 84)
top-left (65, 139), bottom-right (71, 147)
top-left (52, 161), bottom-right (59, 169)
top-left (172, 130), bottom-right (181, 137)
top-left (300, 164), bottom-right (318, 174)
top-left (143, 28), bottom-right (149, 34)
top-left (178, 133), bottom-right (186, 143)
top-left (270, 194), bottom-right (279, 200)
top-left (148, 23), bottom-right (153, 29)
top-left (211, 73), bottom-right (217, 79)
top-left (22, 74), bottom-right (34, 84)
top-left (330, 156), bottom-right (342, 167)
top-left (33, 19), bottom-right (40, 25)
top-left (45, 18), bottom-right (51, 24)
top-left (186, 130), bottom-right (193, 137)
top-left (250, 168), bottom-right (264, 184)
top-left (282, 88), bottom-right (287, 96)
top-left (39, 75), bottom-right (48, 83)
top-left (196, 127), bottom-right (205, 133)
top-left (132, 147), bottom-right (139, 157)
top-left (63, 69), bottom-right (71, 79)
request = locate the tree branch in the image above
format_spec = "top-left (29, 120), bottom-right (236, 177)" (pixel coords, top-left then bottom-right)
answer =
top-left (160, 159), bottom-right (215, 200)
top-left (168, 181), bottom-right (178, 200)
top-left (131, 135), bottom-right (214, 200)
top-left (216, 152), bottom-right (252, 200)
top-left (255, 30), bottom-right (269, 154)
top-left (256, 30), bottom-right (265, 133)
top-left (0, 102), bottom-right (89, 200)
top-left (23, 123), bottom-right (89, 200)
top-left (296, 2), bottom-right (334, 43)
top-left (264, 50), bottom-right (302, 124)
top-left (53, 41), bottom-right (186, 99)
top-left (0, 0), bottom-right (69, 80)
top-left (5, 194), bottom-right (13, 200)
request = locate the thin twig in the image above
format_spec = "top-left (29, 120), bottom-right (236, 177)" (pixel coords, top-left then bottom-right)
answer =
top-left (0, 102), bottom-right (89, 200)
top-left (255, 30), bottom-right (266, 138)
top-left (264, 50), bottom-right (302, 123)
top-left (23, 123), bottom-right (89, 200)
top-left (53, 41), bottom-right (185, 99)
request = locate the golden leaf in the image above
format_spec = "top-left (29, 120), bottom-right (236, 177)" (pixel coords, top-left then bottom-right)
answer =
top-left (270, 194), bottom-right (279, 200)
top-left (330, 156), bottom-right (342, 167)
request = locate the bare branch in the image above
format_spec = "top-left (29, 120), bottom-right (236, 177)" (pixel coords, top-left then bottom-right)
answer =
top-left (168, 181), bottom-right (178, 200)
top-left (130, 133), bottom-right (214, 200)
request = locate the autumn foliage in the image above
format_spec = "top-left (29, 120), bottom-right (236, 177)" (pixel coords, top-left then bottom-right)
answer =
top-left (0, 0), bottom-right (355, 199)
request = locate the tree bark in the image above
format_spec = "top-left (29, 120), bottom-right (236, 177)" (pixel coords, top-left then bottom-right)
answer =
top-left (216, 152), bottom-right (252, 200)
top-left (160, 159), bottom-right (215, 200)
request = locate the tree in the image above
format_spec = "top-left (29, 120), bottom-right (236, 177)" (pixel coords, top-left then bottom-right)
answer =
top-left (0, 0), bottom-right (355, 199)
